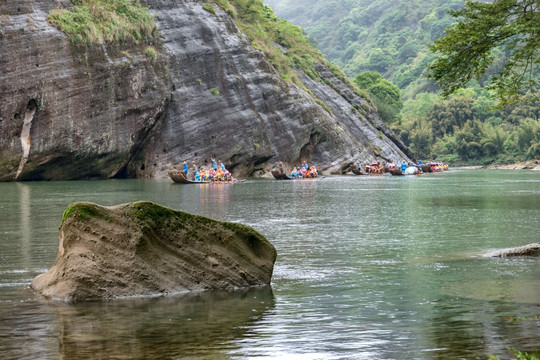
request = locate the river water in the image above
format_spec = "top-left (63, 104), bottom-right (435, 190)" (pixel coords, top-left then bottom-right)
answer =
top-left (0, 169), bottom-right (538, 359)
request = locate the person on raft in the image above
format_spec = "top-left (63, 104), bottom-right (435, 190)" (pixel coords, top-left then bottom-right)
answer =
top-left (291, 167), bottom-right (297, 178)
top-left (191, 161), bottom-right (197, 180)
top-left (182, 161), bottom-right (188, 176)
top-left (400, 161), bottom-right (407, 173)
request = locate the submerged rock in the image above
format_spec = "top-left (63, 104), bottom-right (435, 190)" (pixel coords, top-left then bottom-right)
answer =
top-left (31, 201), bottom-right (277, 301)
top-left (485, 243), bottom-right (540, 257)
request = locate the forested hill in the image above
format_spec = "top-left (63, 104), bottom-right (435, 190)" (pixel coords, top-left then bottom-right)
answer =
top-left (264, 0), bottom-right (463, 88)
top-left (265, 0), bottom-right (540, 165)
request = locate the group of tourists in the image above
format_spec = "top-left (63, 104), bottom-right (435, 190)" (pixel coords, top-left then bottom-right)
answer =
top-left (291, 163), bottom-right (318, 178)
top-left (354, 161), bottom-right (388, 174)
top-left (388, 160), bottom-right (449, 175)
top-left (354, 160), bottom-right (449, 175)
top-left (273, 161), bottom-right (318, 179)
top-left (182, 158), bottom-right (234, 182)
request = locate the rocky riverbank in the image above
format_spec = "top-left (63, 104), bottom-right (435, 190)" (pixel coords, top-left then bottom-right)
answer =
top-left (460, 160), bottom-right (540, 171)
top-left (481, 161), bottom-right (540, 170)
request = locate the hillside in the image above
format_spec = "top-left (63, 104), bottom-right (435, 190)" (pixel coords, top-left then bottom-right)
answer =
top-left (264, 0), bottom-right (463, 90)
top-left (265, 0), bottom-right (540, 165)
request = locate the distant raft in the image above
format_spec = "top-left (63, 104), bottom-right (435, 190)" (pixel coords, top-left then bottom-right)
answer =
top-left (272, 167), bottom-right (318, 180)
top-left (389, 162), bottom-right (450, 176)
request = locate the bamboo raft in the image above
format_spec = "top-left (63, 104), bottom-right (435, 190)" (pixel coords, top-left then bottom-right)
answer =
top-left (168, 170), bottom-right (245, 184)
top-left (168, 170), bottom-right (209, 184)
top-left (351, 165), bottom-right (365, 175)
top-left (271, 169), bottom-right (318, 180)
top-left (271, 169), bottom-right (292, 180)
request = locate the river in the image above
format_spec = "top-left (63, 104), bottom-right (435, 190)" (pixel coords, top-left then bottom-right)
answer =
top-left (0, 169), bottom-right (539, 359)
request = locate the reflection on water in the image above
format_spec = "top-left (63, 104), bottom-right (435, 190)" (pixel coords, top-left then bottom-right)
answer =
top-left (0, 287), bottom-right (274, 360)
top-left (0, 169), bottom-right (539, 359)
top-left (55, 287), bottom-right (274, 360)
top-left (18, 184), bottom-right (32, 265)
top-left (440, 279), bottom-right (540, 303)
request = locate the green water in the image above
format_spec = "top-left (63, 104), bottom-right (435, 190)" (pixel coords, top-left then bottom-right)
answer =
top-left (0, 169), bottom-right (539, 359)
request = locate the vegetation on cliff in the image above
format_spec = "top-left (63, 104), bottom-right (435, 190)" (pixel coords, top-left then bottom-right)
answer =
top-left (47, 0), bottom-right (156, 45)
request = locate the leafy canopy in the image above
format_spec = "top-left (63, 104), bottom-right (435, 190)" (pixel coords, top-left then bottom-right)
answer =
top-left (354, 71), bottom-right (403, 124)
top-left (427, 0), bottom-right (540, 105)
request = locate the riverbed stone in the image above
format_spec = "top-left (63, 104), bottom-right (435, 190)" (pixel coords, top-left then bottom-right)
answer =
top-left (31, 201), bottom-right (277, 301)
top-left (485, 243), bottom-right (540, 257)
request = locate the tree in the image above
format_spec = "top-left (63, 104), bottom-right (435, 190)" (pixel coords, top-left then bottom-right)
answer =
top-left (354, 71), bottom-right (403, 124)
top-left (367, 48), bottom-right (393, 73)
top-left (426, 0), bottom-right (540, 105)
top-left (426, 96), bottom-right (475, 139)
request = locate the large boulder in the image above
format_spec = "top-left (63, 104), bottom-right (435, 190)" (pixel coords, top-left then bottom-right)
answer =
top-left (31, 201), bottom-right (277, 301)
top-left (485, 243), bottom-right (540, 257)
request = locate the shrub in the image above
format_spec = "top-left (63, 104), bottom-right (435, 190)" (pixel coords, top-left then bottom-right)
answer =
top-left (202, 3), bottom-right (216, 15)
top-left (47, 0), bottom-right (156, 45)
top-left (145, 47), bottom-right (157, 62)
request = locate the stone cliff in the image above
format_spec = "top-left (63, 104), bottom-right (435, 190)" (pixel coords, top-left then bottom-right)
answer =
top-left (0, 0), bottom-right (412, 181)
top-left (31, 201), bottom-right (277, 301)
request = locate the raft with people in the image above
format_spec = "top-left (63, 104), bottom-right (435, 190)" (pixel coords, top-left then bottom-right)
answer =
top-left (169, 158), bottom-right (244, 184)
top-left (272, 162), bottom-right (318, 180)
top-left (364, 162), bottom-right (388, 175)
top-left (389, 161), bottom-right (449, 176)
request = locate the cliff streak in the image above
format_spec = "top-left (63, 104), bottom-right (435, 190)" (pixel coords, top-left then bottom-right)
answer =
top-left (15, 100), bottom-right (37, 180)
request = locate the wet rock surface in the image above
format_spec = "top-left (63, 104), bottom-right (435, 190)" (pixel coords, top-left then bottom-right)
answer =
top-left (31, 201), bottom-right (277, 301)
top-left (485, 243), bottom-right (540, 257)
top-left (1, 0), bottom-right (410, 181)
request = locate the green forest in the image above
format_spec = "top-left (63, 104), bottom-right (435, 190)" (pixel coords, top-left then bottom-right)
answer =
top-left (265, 0), bottom-right (540, 164)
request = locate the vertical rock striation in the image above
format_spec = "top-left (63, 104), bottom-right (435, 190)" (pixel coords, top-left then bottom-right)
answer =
top-left (0, 0), bottom-right (411, 181)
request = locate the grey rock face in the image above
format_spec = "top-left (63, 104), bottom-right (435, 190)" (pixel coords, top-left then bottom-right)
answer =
top-left (0, 0), bottom-right (410, 181)
top-left (0, 0), bottom-right (171, 180)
